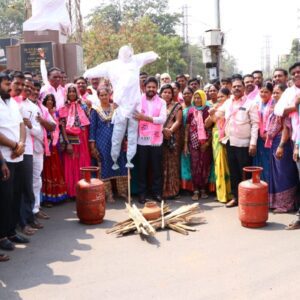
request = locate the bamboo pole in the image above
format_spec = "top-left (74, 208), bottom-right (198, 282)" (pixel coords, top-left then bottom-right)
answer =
top-left (127, 168), bottom-right (131, 206)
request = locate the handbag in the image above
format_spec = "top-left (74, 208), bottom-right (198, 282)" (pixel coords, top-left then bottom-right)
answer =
top-left (66, 126), bottom-right (81, 136)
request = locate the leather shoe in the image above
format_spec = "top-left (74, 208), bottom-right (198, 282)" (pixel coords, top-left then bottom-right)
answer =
top-left (8, 234), bottom-right (30, 244)
top-left (35, 211), bottom-right (50, 220)
top-left (152, 195), bottom-right (162, 203)
top-left (30, 219), bottom-right (44, 229)
top-left (0, 238), bottom-right (15, 251)
top-left (22, 225), bottom-right (36, 236)
top-left (0, 253), bottom-right (10, 262)
top-left (226, 199), bottom-right (238, 208)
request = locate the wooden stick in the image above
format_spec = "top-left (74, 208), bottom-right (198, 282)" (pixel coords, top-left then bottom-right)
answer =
top-left (161, 200), bottom-right (165, 229)
top-left (127, 168), bottom-right (131, 206)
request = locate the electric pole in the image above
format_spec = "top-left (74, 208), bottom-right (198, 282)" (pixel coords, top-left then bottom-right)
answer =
top-left (24, 0), bottom-right (32, 20)
top-left (67, 0), bottom-right (83, 44)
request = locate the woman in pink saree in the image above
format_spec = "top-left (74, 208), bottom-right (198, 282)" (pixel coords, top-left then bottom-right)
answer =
top-left (59, 84), bottom-right (91, 198)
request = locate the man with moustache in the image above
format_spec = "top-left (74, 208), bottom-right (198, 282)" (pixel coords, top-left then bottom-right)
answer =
top-left (0, 73), bottom-right (27, 251)
top-left (134, 77), bottom-right (167, 204)
top-left (273, 68), bottom-right (289, 85)
top-left (10, 71), bottom-right (25, 106)
top-left (211, 78), bottom-right (259, 207)
top-left (243, 74), bottom-right (259, 101)
top-left (252, 70), bottom-right (264, 89)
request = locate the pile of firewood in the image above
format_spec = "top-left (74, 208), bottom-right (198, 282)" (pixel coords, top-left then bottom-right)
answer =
top-left (106, 202), bottom-right (205, 236)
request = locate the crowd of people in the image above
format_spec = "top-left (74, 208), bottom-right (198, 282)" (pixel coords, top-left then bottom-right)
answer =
top-left (0, 53), bottom-right (299, 262)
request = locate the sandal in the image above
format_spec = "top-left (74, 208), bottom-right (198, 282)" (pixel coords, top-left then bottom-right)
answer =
top-left (0, 253), bottom-right (9, 262)
top-left (201, 190), bottom-right (209, 199)
top-left (192, 191), bottom-right (199, 201)
top-left (286, 220), bottom-right (300, 230)
top-left (273, 208), bottom-right (288, 214)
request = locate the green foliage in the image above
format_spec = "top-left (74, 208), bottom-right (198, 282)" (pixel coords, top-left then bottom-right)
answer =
top-left (221, 50), bottom-right (239, 77)
top-left (277, 38), bottom-right (300, 71)
top-left (83, 0), bottom-right (187, 77)
top-left (0, 0), bottom-right (25, 38)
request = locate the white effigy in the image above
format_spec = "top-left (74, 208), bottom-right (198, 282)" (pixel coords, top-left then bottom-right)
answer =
top-left (23, 0), bottom-right (71, 34)
top-left (84, 45), bottom-right (159, 169)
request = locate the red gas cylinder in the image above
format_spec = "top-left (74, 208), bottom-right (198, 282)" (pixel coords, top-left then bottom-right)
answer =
top-left (238, 166), bottom-right (268, 228)
top-left (76, 167), bottom-right (105, 225)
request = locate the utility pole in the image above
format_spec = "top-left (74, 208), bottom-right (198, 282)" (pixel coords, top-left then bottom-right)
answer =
top-left (203, 0), bottom-right (223, 81)
top-left (215, 0), bottom-right (221, 79)
top-left (297, 8), bottom-right (300, 61)
top-left (24, 0), bottom-right (32, 20)
top-left (67, 0), bottom-right (83, 44)
top-left (181, 5), bottom-right (193, 76)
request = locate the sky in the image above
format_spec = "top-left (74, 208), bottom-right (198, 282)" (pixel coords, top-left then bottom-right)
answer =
top-left (81, 0), bottom-right (300, 74)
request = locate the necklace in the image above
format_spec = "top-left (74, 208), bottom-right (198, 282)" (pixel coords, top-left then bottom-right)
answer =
top-left (93, 104), bottom-right (114, 126)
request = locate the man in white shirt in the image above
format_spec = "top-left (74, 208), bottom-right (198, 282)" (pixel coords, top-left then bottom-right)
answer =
top-left (274, 62), bottom-right (300, 181)
top-left (134, 77), bottom-right (167, 203)
top-left (0, 73), bottom-right (27, 251)
top-left (20, 79), bottom-right (46, 234)
top-left (213, 78), bottom-right (259, 207)
top-left (29, 82), bottom-right (56, 220)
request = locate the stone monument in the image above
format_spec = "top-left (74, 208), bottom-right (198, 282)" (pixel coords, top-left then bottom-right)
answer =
top-left (6, 0), bottom-right (84, 80)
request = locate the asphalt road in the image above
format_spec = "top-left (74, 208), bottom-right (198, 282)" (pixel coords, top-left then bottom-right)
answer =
top-left (1, 197), bottom-right (300, 300)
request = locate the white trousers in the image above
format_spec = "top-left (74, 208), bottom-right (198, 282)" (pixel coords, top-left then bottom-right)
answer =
top-left (32, 153), bottom-right (44, 214)
top-left (111, 114), bottom-right (138, 169)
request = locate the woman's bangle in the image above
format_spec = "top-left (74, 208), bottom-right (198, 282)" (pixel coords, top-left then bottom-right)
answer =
top-left (278, 142), bottom-right (285, 148)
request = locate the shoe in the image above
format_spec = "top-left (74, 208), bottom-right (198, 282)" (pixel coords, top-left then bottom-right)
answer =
top-left (0, 253), bottom-right (10, 262)
top-left (21, 225), bottom-right (36, 236)
top-left (29, 219), bottom-right (44, 229)
top-left (152, 195), bottom-right (162, 203)
top-left (226, 199), bottom-right (238, 208)
top-left (8, 234), bottom-right (30, 244)
top-left (138, 195), bottom-right (146, 204)
top-left (0, 238), bottom-right (15, 251)
top-left (35, 211), bottom-right (50, 220)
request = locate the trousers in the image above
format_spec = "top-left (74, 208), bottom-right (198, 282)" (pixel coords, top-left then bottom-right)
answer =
top-left (136, 144), bottom-right (163, 197)
top-left (33, 153), bottom-right (44, 214)
top-left (20, 155), bottom-right (35, 227)
top-left (0, 161), bottom-right (24, 238)
top-left (226, 143), bottom-right (252, 201)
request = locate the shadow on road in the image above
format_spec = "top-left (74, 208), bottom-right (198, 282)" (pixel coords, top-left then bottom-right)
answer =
top-left (0, 203), bottom-right (97, 300)
top-left (255, 221), bottom-right (287, 231)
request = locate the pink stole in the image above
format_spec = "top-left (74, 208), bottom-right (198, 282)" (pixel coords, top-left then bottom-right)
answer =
top-left (193, 108), bottom-right (207, 144)
top-left (13, 95), bottom-right (23, 107)
top-left (139, 94), bottom-right (163, 145)
top-left (289, 89), bottom-right (300, 142)
top-left (59, 101), bottom-right (90, 131)
top-left (37, 101), bottom-right (51, 156)
top-left (259, 98), bottom-right (274, 138)
top-left (51, 113), bottom-right (60, 147)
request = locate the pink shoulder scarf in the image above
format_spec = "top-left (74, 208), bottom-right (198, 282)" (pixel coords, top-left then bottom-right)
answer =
top-left (139, 94), bottom-right (163, 145)
top-left (59, 101), bottom-right (90, 130)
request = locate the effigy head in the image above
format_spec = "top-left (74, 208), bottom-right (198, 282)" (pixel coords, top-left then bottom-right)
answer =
top-left (118, 45), bottom-right (134, 63)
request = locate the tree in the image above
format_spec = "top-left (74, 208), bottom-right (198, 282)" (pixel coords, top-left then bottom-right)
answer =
top-left (83, 15), bottom-right (187, 78)
top-left (277, 38), bottom-right (300, 71)
top-left (221, 50), bottom-right (239, 78)
top-left (0, 0), bottom-right (25, 38)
